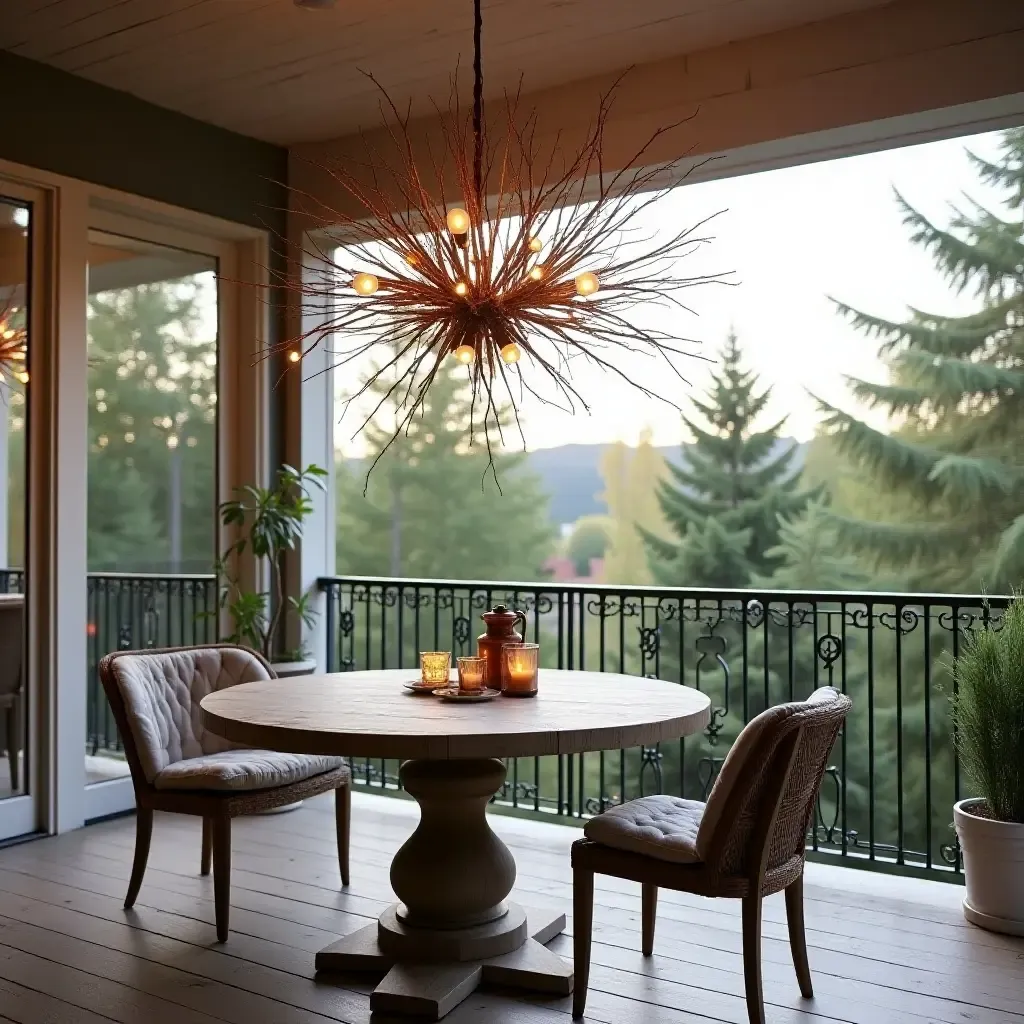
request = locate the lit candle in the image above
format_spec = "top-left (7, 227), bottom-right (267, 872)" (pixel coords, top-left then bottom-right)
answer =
top-left (420, 651), bottom-right (452, 688)
top-left (457, 656), bottom-right (487, 693)
top-left (502, 643), bottom-right (539, 697)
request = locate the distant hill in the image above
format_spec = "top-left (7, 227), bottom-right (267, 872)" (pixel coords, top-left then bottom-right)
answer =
top-left (338, 440), bottom-right (807, 528)
top-left (527, 440), bottom-right (807, 526)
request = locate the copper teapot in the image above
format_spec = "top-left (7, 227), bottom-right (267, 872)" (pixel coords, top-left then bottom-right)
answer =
top-left (477, 604), bottom-right (527, 689)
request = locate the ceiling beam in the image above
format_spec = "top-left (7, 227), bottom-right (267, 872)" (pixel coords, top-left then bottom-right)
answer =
top-left (289, 0), bottom-right (1024, 229)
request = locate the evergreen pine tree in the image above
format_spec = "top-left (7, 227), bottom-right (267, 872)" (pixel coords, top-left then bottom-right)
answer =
top-left (816, 129), bottom-right (1024, 591)
top-left (756, 501), bottom-right (867, 591)
top-left (643, 330), bottom-right (816, 588)
top-left (337, 343), bottom-right (556, 582)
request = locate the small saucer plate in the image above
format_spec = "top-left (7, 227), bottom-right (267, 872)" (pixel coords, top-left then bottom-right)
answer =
top-left (432, 686), bottom-right (501, 703)
top-left (403, 679), bottom-right (452, 694)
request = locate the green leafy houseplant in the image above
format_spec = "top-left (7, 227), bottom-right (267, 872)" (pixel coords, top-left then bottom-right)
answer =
top-left (212, 464), bottom-right (327, 663)
top-left (948, 593), bottom-right (1024, 823)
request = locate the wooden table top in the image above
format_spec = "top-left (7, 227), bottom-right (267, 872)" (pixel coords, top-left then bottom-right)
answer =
top-left (200, 668), bottom-right (711, 760)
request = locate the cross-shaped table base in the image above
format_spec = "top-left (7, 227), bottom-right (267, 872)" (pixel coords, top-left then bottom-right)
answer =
top-left (316, 903), bottom-right (571, 1020)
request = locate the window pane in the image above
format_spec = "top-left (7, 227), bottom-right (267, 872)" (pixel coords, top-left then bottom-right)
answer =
top-left (86, 236), bottom-right (218, 574)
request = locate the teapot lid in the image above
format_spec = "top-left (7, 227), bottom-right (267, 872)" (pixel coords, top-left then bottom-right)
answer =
top-left (483, 603), bottom-right (518, 621)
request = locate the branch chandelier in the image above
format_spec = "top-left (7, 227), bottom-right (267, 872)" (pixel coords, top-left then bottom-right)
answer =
top-left (277, 0), bottom-right (731, 480)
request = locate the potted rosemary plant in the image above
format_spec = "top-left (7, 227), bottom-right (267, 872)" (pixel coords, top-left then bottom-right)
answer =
top-left (213, 463), bottom-right (327, 678)
top-left (949, 593), bottom-right (1024, 936)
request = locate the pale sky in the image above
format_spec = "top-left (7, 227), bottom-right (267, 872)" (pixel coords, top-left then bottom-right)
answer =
top-left (334, 128), bottom-right (1011, 454)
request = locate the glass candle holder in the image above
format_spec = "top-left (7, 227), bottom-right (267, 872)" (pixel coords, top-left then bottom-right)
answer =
top-left (501, 643), bottom-right (539, 697)
top-left (457, 656), bottom-right (487, 692)
top-left (420, 651), bottom-right (452, 688)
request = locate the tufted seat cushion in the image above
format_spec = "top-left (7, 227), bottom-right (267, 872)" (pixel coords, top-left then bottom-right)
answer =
top-left (154, 749), bottom-right (345, 792)
top-left (584, 795), bottom-right (706, 864)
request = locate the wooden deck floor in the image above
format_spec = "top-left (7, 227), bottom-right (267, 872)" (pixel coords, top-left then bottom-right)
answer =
top-left (0, 792), bottom-right (1021, 1023)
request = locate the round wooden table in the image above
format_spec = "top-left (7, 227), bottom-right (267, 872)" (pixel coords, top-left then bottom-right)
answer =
top-left (201, 668), bottom-right (710, 1019)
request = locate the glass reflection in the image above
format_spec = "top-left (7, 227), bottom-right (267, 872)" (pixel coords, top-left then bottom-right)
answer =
top-left (0, 197), bottom-right (29, 800)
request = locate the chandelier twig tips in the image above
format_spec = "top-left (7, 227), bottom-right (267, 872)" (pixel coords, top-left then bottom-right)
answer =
top-left (273, 0), bottom-right (732, 483)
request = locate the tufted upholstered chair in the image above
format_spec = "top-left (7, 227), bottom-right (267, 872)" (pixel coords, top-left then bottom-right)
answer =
top-left (99, 644), bottom-right (352, 941)
top-left (571, 686), bottom-right (851, 1024)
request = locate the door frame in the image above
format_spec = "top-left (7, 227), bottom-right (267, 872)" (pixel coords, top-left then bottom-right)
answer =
top-left (0, 156), bottom-right (270, 835)
top-left (82, 204), bottom-right (270, 823)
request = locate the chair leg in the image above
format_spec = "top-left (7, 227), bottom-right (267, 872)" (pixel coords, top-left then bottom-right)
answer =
top-left (642, 883), bottom-right (657, 956)
top-left (201, 817), bottom-right (213, 876)
top-left (212, 816), bottom-right (232, 942)
top-left (572, 867), bottom-right (594, 1020)
top-left (785, 875), bottom-right (814, 998)
top-left (335, 785), bottom-right (351, 887)
top-left (125, 807), bottom-right (153, 909)
top-left (742, 895), bottom-right (766, 1024)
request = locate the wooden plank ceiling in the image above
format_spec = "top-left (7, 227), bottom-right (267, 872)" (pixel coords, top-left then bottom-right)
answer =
top-left (1, 0), bottom-right (892, 145)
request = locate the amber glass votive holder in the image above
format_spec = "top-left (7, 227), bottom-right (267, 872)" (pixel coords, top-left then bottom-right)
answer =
top-left (420, 651), bottom-right (452, 688)
top-left (457, 656), bottom-right (487, 693)
top-left (501, 643), bottom-right (539, 697)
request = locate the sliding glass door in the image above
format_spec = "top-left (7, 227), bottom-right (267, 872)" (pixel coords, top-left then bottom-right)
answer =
top-left (0, 188), bottom-right (36, 839)
top-left (84, 227), bottom-right (222, 819)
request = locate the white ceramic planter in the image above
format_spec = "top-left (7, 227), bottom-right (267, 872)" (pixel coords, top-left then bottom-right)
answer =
top-left (271, 659), bottom-right (317, 679)
top-left (954, 798), bottom-right (1024, 936)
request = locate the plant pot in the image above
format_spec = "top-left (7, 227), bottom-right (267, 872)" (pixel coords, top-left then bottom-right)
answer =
top-left (954, 798), bottom-right (1024, 936)
top-left (271, 659), bottom-right (317, 679)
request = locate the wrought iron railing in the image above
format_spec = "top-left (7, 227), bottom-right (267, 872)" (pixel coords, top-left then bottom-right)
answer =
top-left (320, 575), bottom-right (1011, 880)
top-left (0, 568), bottom-right (24, 594)
top-left (86, 573), bottom-right (218, 754)
top-left (0, 569), bottom-right (219, 757)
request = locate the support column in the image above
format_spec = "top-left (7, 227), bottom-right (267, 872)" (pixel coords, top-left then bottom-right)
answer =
top-left (285, 242), bottom-right (335, 670)
top-left (42, 180), bottom-right (90, 833)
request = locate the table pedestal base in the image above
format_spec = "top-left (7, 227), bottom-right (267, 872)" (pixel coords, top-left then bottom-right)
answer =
top-left (316, 757), bottom-right (571, 1019)
top-left (316, 904), bottom-right (570, 1019)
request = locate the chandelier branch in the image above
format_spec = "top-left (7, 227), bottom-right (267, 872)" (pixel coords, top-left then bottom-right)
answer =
top-left (257, 2), bottom-right (734, 489)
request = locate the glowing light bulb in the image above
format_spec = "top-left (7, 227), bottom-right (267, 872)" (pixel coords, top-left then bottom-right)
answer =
top-left (453, 344), bottom-right (476, 365)
top-left (528, 236), bottom-right (543, 253)
top-left (500, 342), bottom-right (521, 365)
top-left (352, 272), bottom-right (379, 295)
top-left (575, 271), bottom-right (600, 296)
top-left (2, 329), bottom-right (14, 340)
top-left (17, 371), bottom-right (29, 385)
top-left (288, 350), bottom-right (301, 363)
top-left (454, 281), bottom-right (469, 297)
top-left (529, 265), bottom-right (545, 281)
top-left (446, 208), bottom-right (471, 234)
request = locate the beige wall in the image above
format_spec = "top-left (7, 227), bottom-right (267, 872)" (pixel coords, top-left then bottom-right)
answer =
top-left (289, 0), bottom-right (1024, 228)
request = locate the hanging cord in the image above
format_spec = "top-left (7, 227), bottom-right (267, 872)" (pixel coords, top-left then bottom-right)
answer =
top-left (472, 0), bottom-right (483, 202)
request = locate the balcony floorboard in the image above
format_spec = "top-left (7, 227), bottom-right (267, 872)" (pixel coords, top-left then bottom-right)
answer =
top-left (0, 791), bottom-right (1020, 1023)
